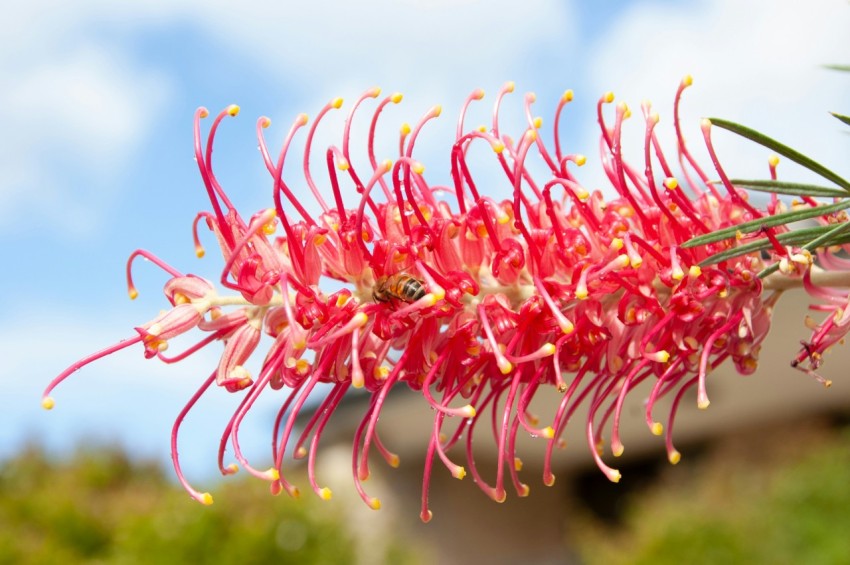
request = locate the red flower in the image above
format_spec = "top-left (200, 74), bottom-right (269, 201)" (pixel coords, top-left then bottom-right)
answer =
top-left (44, 77), bottom-right (842, 520)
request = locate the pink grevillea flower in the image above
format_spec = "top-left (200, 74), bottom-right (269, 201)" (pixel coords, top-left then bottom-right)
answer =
top-left (44, 77), bottom-right (845, 521)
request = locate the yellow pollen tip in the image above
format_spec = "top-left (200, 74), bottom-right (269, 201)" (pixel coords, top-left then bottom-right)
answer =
top-left (533, 116), bottom-right (543, 129)
top-left (297, 113), bottom-right (309, 126)
top-left (498, 359), bottom-right (514, 375)
top-left (200, 492), bottom-right (214, 505)
top-left (433, 104), bottom-right (442, 117)
top-left (613, 444), bottom-right (624, 457)
top-left (225, 463), bottom-right (239, 474)
top-left (353, 312), bottom-right (369, 327)
top-left (669, 450), bottom-right (681, 465)
top-left (478, 125), bottom-right (487, 133)
top-left (331, 97), bottom-right (344, 109)
top-left (369, 498), bottom-right (382, 510)
top-left (319, 487), bottom-right (333, 500)
top-left (199, 108), bottom-right (209, 118)
top-left (769, 155), bottom-right (780, 167)
top-left (337, 158), bottom-right (350, 171)
top-left (575, 288), bottom-right (588, 300)
top-left (698, 399), bottom-right (711, 410)
top-left (689, 265), bottom-right (702, 277)
top-left (542, 426), bottom-right (555, 439)
top-left (604, 91), bottom-right (615, 103)
top-left (525, 129), bottom-right (537, 141)
top-left (390, 92), bottom-right (403, 104)
top-left (382, 159), bottom-right (392, 171)
top-left (195, 247), bottom-right (205, 258)
top-left (370, 87), bottom-right (381, 98)
top-left (128, 289), bottom-right (139, 300)
top-left (459, 405), bottom-right (476, 418)
top-left (226, 104), bottom-right (240, 117)
top-left (701, 117), bottom-right (712, 130)
top-left (421, 293), bottom-right (438, 307)
top-left (267, 468), bottom-right (281, 481)
top-left (492, 141), bottom-right (505, 154)
top-left (563, 89), bottom-right (574, 102)
top-left (609, 470), bottom-right (622, 483)
top-left (505, 81), bottom-right (515, 93)
top-left (412, 162), bottom-right (425, 175)
top-left (453, 467), bottom-right (467, 480)
top-left (561, 320), bottom-right (575, 334)
top-left (541, 343), bottom-right (556, 356)
top-left (651, 422), bottom-right (663, 436)
top-left (575, 154), bottom-right (587, 166)
top-left (389, 454), bottom-right (400, 468)
top-left (260, 116), bottom-right (271, 128)
top-left (656, 350), bottom-right (670, 363)
top-left (682, 74), bottom-right (693, 87)
top-left (41, 397), bottom-right (55, 410)
top-left (400, 122), bottom-right (411, 135)
top-left (313, 233), bottom-right (327, 245)
top-left (664, 177), bottom-right (679, 190)
top-left (611, 238), bottom-right (624, 250)
top-left (473, 88), bottom-right (485, 100)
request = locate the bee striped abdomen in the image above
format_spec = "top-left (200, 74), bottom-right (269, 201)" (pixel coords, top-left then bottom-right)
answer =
top-left (398, 275), bottom-right (426, 301)
top-left (373, 273), bottom-right (426, 303)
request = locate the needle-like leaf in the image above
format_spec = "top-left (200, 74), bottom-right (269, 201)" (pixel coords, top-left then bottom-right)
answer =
top-left (728, 179), bottom-right (849, 199)
top-left (683, 199), bottom-right (850, 248)
top-left (756, 221), bottom-right (850, 279)
top-left (698, 225), bottom-right (850, 267)
top-left (830, 111), bottom-right (850, 128)
top-left (708, 118), bottom-right (850, 191)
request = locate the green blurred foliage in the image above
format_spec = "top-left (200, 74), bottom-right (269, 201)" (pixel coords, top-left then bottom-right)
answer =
top-left (574, 424), bottom-right (850, 565)
top-left (0, 446), bottom-right (360, 564)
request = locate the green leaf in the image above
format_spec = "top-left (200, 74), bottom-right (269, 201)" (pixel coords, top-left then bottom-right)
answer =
top-left (755, 221), bottom-right (850, 279)
top-left (830, 111), bottom-right (850, 128)
top-left (708, 118), bottom-right (850, 191)
top-left (824, 64), bottom-right (850, 72)
top-left (729, 179), bottom-right (850, 199)
top-left (682, 199), bottom-right (850, 248)
top-left (698, 225), bottom-right (850, 267)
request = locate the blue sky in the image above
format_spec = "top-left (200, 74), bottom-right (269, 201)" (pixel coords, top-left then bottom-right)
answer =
top-left (2, 0), bottom-right (849, 482)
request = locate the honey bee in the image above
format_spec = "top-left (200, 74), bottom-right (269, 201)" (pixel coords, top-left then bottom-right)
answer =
top-left (373, 273), bottom-right (427, 304)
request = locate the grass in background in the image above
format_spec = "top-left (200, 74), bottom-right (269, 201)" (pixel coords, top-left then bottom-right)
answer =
top-left (0, 445), bottom-right (360, 564)
top-left (572, 420), bottom-right (850, 565)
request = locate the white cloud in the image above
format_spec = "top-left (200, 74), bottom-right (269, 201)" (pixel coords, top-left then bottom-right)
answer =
top-left (0, 7), bottom-right (172, 235)
top-left (193, 0), bottom-right (575, 90)
top-left (0, 0), bottom-right (577, 234)
top-left (581, 0), bottom-right (850, 192)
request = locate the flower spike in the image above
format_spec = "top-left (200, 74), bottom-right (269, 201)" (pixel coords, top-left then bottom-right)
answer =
top-left (45, 79), bottom-right (850, 520)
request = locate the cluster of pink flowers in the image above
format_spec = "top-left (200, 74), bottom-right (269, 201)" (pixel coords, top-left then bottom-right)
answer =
top-left (44, 76), bottom-right (847, 521)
